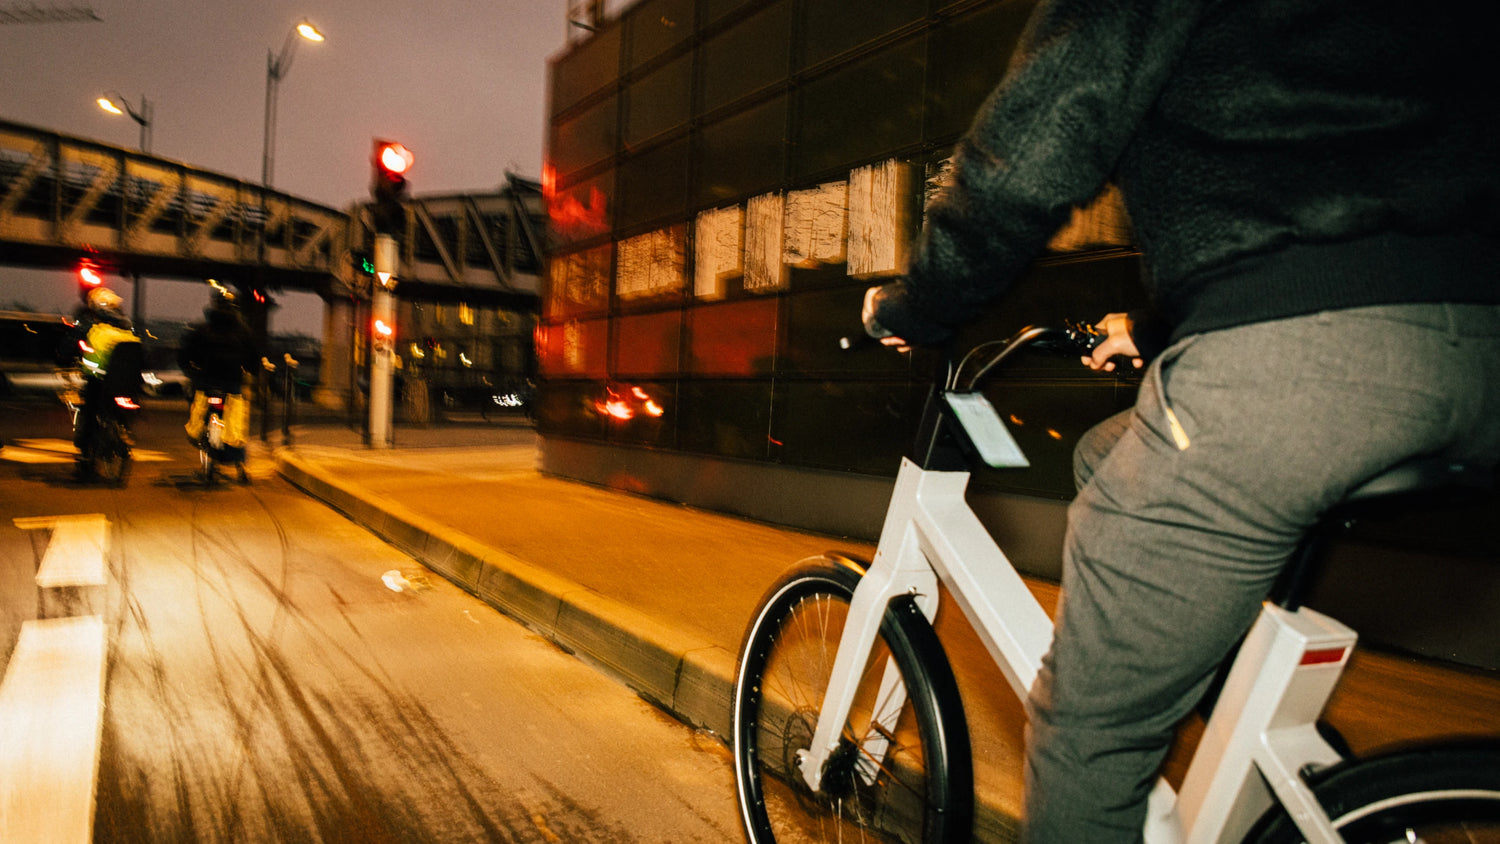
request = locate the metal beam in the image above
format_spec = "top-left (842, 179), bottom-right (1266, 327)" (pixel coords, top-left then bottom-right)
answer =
top-left (1, 119), bottom-right (543, 304)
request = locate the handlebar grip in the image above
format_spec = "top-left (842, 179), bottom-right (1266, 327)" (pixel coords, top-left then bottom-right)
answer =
top-left (1061, 319), bottom-right (1107, 355)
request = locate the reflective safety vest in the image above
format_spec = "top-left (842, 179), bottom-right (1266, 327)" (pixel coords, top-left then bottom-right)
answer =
top-left (82, 322), bottom-right (140, 377)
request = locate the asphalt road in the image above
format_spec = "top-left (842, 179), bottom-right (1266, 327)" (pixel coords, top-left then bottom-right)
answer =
top-left (0, 398), bottom-right (742, 842)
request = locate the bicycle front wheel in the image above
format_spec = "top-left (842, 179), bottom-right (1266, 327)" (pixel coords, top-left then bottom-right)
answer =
top-left (732, 558), bottom-right (973, 844)
top-left (1247, 744), bottom-right (1500, 843)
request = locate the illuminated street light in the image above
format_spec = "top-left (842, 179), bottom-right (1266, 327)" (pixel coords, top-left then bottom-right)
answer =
top-left (261, 17), bottom-right (325, 188)
top-left (96, 92), bottom-right (152, 152)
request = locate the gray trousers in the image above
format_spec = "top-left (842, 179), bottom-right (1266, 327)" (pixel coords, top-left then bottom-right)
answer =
top-left (1022, 303), bottom-right (1500, 843)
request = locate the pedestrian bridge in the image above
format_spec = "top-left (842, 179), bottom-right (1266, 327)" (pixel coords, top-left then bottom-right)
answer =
top-left (0, 118), bottom-right (544, 303)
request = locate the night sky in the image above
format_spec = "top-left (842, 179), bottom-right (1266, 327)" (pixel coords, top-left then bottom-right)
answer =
top-left (1, 0), bottom-right (578, 332)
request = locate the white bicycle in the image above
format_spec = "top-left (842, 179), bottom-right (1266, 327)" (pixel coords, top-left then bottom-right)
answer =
top-left (731, 324), bottom-right (1500, 843)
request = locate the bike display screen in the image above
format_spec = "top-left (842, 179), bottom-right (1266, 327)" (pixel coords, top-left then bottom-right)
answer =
top-left (944, 391), bottom-right (1030, 468)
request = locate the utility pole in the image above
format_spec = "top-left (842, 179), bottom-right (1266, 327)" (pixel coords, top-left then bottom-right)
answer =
top-left (369, 235), bottom-right (398, 448)
top-left (367, 139), bottom-right (412, 449)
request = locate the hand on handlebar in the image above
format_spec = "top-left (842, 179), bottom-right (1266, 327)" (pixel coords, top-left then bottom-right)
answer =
top-left (1082, 313), bottom-right (1144, 372)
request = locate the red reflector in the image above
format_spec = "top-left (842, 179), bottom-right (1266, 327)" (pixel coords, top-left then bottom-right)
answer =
top-left (1300, 647), bottom-right (1347, 666)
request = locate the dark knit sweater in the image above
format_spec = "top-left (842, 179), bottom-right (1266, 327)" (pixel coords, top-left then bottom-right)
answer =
top-left (872, 0), bottom-right (1499, 347)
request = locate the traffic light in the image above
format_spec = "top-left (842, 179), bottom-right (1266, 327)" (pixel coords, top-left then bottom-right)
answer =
top-left (77, 261), bottom-right (104, 302)
top-left (352, 250), bottom-right (375, 276)
top-left (370, 139), bottom-right (413, 235)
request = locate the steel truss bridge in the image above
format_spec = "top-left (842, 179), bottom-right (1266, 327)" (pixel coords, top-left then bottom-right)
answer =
top-left (0, 118), bottom-right (544, 306)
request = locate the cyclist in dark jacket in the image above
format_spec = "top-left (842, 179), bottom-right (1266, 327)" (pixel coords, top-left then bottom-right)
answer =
top-left (862, 1), bottom-right (1499, 841)
top-left (178, 285), bottom-right (262, 471)
top-left (178, 287), bottom-right (260, 394)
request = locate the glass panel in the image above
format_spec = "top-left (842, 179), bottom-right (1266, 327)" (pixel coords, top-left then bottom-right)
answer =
top-left (550, 26), bottom-right (621, 116)
top-left (625, 0), bottom-right (695, 69)
top-left (546, 170), bottom-right (615, 248)
top-left (775, 380), bottom-right (921, 474)
top-left (535, 379), bottom-right (608, 439)
top-left (624, 53), bottom-right (693, 145)
top-left (616, 224), bottom-right (688, 303)
top-left (537, 317), bottom-right (609, 378)
top-left (615, 309), bottom-right (683, 375)
top-left (781, 286), bottom-right (912, 375)
top-left (548, 94), bottom-right (618, 179)
top-left (798, 0), bottom-right (927, 68)
top-left (694, 204), bottom-right (744, 300)
top-left (700, 0), bottom-right (791, 114)
top-left (926, 0), bottom-right (1037, 140)
top-left (617, 137), bottom-right (690, 228)
top-left (793, 39), bottom-right (924, 179)
top-left (679, 380), bottom-right (774, 460)
top-left (688, 298), bottom-right (778, 375)
top-left (601, 380), bottom-right (676, 447)
top-left (694, 94), bottom-right (787, 206)
top-left (545, 243), bottom-right (613, 320)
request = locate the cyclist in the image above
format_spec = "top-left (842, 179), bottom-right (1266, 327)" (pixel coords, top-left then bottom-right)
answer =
top-left (178, 284), bottom-right (262, 473)
top-left (861, 1), bottom-right (1499, 841)
top-left (66, 287), bottom-right (143, 481)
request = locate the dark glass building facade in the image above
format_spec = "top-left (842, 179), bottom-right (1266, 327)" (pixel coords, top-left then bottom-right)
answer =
top-left (539, 0), bottom-right (1144, 542)
top-left (536, 0), bottom-right (1500, 671)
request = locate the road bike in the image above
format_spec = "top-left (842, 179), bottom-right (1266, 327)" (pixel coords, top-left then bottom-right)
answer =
top-left (731, 323), bottom-right (1500, 843)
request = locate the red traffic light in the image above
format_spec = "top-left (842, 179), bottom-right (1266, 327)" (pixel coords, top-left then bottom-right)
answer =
top-left (373, 141), bottom-right (414, 178)
top-left (78, 263), bottom-right (104, 288)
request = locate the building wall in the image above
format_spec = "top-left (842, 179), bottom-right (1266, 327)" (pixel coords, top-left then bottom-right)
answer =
top-left (538, 0), bottom-right (1141, 500)
top-left (538, 0), bottom-right (1500, 671)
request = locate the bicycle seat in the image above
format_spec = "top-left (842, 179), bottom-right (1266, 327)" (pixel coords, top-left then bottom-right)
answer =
top-left (1270, 457), bottom-right (1495, 613)
top-left (1340, 457), bottom-right (1494, 505)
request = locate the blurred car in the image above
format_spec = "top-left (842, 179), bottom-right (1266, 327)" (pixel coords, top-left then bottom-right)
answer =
top-left (0, 311), bottom-right (75, 400)
top-left (0, 365), bottom-right (83, 398)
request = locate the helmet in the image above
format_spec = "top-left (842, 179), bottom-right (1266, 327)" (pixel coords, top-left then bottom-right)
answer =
top-left (207, 279), bottom-right (236, 305)
top-left (87, 287), bottom-right (123, 314)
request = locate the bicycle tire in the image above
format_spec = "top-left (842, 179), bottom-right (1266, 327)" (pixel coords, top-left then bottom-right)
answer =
top-left (93, 418), bottom-right (130, 486)
top-left (1245, 743), bottom-right (1500, 843)
top-left (733, 557), bottom-right (973, 844)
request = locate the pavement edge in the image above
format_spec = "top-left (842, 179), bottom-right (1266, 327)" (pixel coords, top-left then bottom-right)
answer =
top-left (271, 447), bottom-right (736, 738)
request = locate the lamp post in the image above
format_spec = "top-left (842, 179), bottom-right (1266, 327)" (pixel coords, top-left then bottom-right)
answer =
top-left (96, 93), bottom-right (152, 152)
top-left (96, 92), bottom-right (153, 327)
top-left (261, 18), bottom-right (324, 189)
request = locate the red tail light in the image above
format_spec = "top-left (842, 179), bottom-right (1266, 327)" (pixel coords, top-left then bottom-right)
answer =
top-left (113, 396), bottom-right (140, 410)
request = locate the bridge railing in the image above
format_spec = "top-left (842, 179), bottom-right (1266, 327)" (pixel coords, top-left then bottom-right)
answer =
top-left (1, 119), bottom-right (546, 303)
top-left (0, 119), bottom-right (348, 283)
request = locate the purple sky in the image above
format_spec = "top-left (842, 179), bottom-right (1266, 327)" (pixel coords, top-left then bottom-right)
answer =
top-left (1, 0), bottom-right (576, 331)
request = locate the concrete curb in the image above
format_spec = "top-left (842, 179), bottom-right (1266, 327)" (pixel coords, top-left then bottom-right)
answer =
top-left (272, 448), bottom-right (736, 737)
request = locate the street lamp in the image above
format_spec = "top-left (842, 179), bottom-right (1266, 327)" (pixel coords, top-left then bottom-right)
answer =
top-left (261, 18), bottom-right (325, 188)
top-left (96, 93), bottom-right (152, 152)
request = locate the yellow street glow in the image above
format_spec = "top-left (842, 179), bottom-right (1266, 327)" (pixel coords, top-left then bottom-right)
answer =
top-left (297, 21), bottom-right (324, 41)
top-left (96, 98), bottom-right (123, 115)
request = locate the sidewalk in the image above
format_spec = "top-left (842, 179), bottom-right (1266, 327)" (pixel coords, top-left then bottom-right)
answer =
top-left (268, 417), bottom-right (1500, 842)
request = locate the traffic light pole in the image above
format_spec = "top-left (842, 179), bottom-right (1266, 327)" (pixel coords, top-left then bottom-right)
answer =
top-left (369, 234), bottom-right (398, 449)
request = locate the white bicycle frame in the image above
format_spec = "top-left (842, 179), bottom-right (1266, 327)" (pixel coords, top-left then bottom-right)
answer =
top-left (797, 456), bottom-right (1358, 844)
